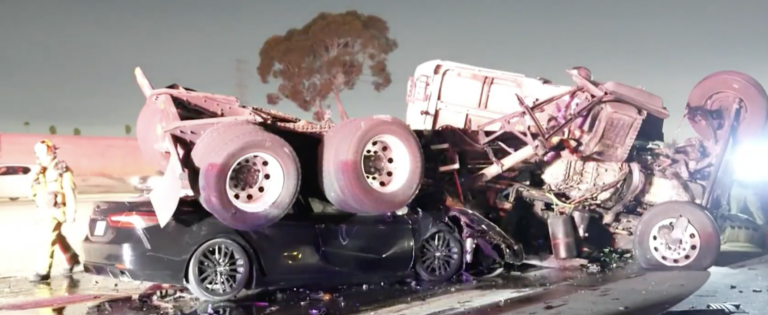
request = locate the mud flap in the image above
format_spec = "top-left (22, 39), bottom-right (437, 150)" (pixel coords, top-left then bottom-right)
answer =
top-left (149, 140), bottom-right (184, 228)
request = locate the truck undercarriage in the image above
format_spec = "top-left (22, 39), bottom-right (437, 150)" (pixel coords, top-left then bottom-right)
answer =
top-left (132, 60), bottom-right (768, 272)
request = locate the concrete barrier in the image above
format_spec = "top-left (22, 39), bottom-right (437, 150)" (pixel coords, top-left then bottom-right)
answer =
top-left (0, 133), bottom-right (157, 178)
top-left (0, 133), bottom-right (158, 194)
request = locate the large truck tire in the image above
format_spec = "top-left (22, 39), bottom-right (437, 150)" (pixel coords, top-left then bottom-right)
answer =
top-left (633, 201), bottom-right (720, 271)
top-left (687, 71), bottom-right (768, 143)
top-left (194, 122), bottom-right (300, 231)
top-left (321, 116), bottom-right (423, 215)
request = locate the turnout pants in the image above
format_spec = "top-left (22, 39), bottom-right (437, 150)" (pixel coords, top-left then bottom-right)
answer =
top-left (34, 215), bottom-right (78, 275)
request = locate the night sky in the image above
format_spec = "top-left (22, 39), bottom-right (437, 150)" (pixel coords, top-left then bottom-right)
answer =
top-left (1, 0), bottom-right (767, 139)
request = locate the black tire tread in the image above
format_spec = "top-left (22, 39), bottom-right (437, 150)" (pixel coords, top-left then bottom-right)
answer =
top-left (633, 201), bottom-right (720, 271)
top-left (186, 238), bottom-right (251, 301)
top-left (321, 116), bottom-right (423, 215)
top-left (195, 123), bottom-right (301, 230)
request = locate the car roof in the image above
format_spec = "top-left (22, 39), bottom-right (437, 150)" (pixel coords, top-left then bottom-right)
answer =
top-left (0, 163), bottom-right (36, 167)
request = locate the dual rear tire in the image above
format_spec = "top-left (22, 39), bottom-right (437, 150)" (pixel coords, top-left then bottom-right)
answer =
top-left (191, 117), bottom-right (424, 231)
top-left (321, 116), bottom-right (424, 215)
top-left (192, 123), bottom-right (301, 231)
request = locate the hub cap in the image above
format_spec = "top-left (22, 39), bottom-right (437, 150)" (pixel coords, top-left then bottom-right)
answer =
top-left (196, 243), bottom-right (246, 295)
top-left (361, 135), bottom-right (411, 193)
top-left (649, 217), bottom-right (701, 266)
top-left (226, 152), bottom-right (284, 212)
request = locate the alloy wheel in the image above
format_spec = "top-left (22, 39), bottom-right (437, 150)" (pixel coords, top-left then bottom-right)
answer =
top-left (419, 231), bottom-right (462, 277)
top-left (194, 241), bottom-right (248, 297)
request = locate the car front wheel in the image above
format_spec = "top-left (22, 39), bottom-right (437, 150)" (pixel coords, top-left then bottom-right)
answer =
top-left (187, 238), bottom-right (252, 301)
top-left (416, 227), bottom-right (464, 281)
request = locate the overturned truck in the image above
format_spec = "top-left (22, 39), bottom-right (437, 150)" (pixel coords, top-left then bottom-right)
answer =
top-left (134, 60), bottom-right (768, 272)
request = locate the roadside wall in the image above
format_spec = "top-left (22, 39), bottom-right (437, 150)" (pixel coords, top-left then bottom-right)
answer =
top-left (0, 133), bottom-right (158, 193)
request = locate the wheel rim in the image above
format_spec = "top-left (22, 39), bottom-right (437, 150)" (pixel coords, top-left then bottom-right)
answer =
top-left (419, 232), bottom-right (461, 277)
top-left (648, 217), bottom-right (702, 266)
top-left (360, 134), bottom-right (411, 193)
top-left (195, 242), bottom-right (247, 296)
top-left (225, 152), bottom-right (285, 212)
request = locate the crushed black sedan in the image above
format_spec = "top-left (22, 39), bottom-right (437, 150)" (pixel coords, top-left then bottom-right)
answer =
top-left (82, 194), bottom-right (523, 301)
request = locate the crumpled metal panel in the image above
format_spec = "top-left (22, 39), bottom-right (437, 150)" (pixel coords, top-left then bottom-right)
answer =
top-left (446, 206), bottom-right (524, 264)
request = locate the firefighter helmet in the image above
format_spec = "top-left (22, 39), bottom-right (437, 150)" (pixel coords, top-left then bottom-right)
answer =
top-left (34, 139), bottom-right (57, 157)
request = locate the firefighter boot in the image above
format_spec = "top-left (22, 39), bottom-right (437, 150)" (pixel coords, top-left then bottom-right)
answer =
top-left (61, 259), bottom-right (81, 275)
top-left (28, 272), bottom-right (51, 283)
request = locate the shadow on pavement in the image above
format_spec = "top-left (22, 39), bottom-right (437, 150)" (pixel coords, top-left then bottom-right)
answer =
top-left (615, 273), bottom-right (711, 315)
top-left (478, 267), bottom-right (711, 315)
top-left (715, 251), bottom-right (768, 269)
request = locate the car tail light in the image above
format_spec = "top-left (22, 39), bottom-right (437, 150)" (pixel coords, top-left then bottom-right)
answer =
top-left (107, 212), bottom-right (159, 228)
top-left (406, 75), bottom-right (429, 103)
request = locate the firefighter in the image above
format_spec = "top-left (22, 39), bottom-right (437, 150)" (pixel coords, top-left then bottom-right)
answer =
top-left (29, 139), bottom-right (80, 282)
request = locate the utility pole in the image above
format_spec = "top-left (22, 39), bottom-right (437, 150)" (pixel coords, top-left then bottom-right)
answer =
top-left (235, 59), bottom-right (249, 105)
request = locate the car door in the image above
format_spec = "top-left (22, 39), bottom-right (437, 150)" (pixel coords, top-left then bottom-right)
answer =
top-left (241, 198), bottom-right (347, 281)
top-left (313, 200), bottom-right (415, 275)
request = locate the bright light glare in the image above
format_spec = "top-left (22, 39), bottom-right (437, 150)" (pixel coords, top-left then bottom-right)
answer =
top-left (732, 142), bottom-right (768, 182)
top-left (129, 176), bottom-right (140, 185)
top-left (146, 176), bottom-right (162, 188)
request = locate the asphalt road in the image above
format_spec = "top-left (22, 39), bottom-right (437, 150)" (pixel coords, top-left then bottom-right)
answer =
top-left (0, 193), bottom-right (139, 278)
top-left (668, 254), bottom-right (768, 314)
top-left (0, 196), bottom-right (765, 315)
top-left (0, 263), bottom-right (717, 315)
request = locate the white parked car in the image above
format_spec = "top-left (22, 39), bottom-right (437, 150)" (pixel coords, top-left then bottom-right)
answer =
top-left (0, 164), bottom-right (36, 201)
top-left (130, 173), bottom-right (193, 196)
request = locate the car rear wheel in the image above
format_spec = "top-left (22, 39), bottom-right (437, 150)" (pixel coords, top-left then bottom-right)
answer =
top-left (187, 238), bottom-right (251, 301)
top-left (321, 116), bottom-right (423, 215)
top-left (416, 227), bottom-right (464, 281)
top-left (633, 201), bottom-right (720, 271)
top-left (194, 122), bottom-right (300, 231)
